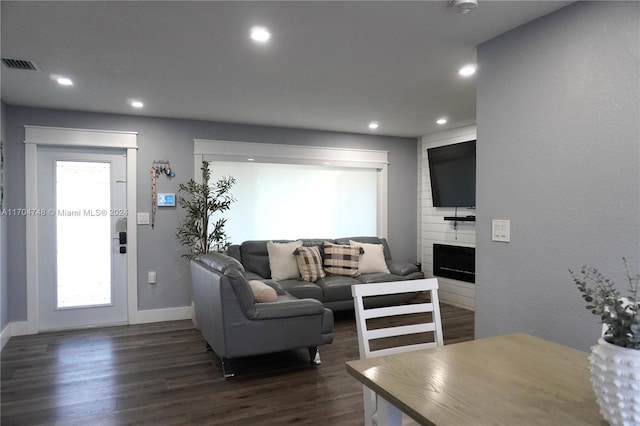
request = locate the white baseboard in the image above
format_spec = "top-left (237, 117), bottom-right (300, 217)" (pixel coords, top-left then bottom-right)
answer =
top-left (1, 306), bottom-right (193, 352)
top-left (440, 292), bottom-right (475, 311)
top-left (1, 320), bottom-right (31, 351)
top-left (1, 324), bottom-right (10, 351)
top-left (129, 305), bottom-right (193, 325)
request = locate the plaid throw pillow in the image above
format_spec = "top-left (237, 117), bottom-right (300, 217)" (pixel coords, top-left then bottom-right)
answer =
top-left (323, 242), bottom-right (363, 277)
top-left (294, 246), bottom-right (326, 282)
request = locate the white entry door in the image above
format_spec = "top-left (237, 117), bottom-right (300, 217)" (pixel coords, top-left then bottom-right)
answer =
top-left (37, 147), bottom-right (128, 331)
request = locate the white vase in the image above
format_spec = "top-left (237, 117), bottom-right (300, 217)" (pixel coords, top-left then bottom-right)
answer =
top-left (589, 337), bottom-right (640, 426)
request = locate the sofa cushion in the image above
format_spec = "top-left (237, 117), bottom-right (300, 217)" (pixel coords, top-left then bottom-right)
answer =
top-left (277, 279), bottom-right (324, 301)
top-left (240, 240), bottom-right (272, 278)
top-left (349, 240), bottom-right (390, 274)
top-left (267, 240), bottom-right (303, 281)
top-left (323, 242), bottom-right (363, 277)
top-left (356, 272), bottom-right (404, 283)
top-left (316, 275), bottom-right (360, 302)
top-left (248, 280), bottom-right (278, 303)
top-left (294, 246), bottom-right (326, 282)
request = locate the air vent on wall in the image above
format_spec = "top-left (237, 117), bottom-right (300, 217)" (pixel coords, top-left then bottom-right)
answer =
top-left (1, 58), bottom-right (41, 71)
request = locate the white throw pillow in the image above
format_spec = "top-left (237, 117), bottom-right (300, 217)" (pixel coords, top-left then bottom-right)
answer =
top-left (248, 280), bottom-right (278, 303)
top-left (350, 240), bottom-right (390, 274)
top-left (267, 240), bottom-right (303, 281)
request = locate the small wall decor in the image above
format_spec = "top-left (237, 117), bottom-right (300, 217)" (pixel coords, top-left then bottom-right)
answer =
top-left (150, 160), bottom-right (176, 228)
top-left (152, 160), bottom-right (175, 178)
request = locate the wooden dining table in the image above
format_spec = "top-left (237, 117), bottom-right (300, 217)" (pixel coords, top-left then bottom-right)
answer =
top-left (345, 333), bottom-right (604, 425)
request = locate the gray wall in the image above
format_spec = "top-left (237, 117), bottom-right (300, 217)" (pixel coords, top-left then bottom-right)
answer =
top-left (1, 102), bottom-right (7, 330)
top-left (4, 106), bottom-right (419, 320)
top-left (475, 2), bottom-right (640, 351)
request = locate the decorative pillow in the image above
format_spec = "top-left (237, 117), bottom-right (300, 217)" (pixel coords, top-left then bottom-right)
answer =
top-left (323, 242), bottom-right (363, 277)
top-left (350, 240), bottom-right (390, 274)
top-left (294, 246), bottom-right (326, 282)
top-left (267, 240), bottom-right (303, 281)
top-left (248, 280), bottom-right (278, 303)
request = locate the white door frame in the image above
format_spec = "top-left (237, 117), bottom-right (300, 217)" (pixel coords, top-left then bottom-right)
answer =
top-left (24, 125), bottom-right (138, 333)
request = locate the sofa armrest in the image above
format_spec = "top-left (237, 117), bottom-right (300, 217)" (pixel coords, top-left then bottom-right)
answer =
top-left (250, 298), bottom-right (325, 320)
top-left (387, 260), bottom-right (419, 276)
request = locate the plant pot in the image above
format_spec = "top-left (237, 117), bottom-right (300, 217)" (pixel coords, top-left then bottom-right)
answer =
top-left (589, 337), bottom-right (640, 426)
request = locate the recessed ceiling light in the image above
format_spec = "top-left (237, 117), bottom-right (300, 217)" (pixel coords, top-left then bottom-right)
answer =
top-left (57, 77), bottom-right (73, 86)
top-left (437, 118), bottom-right (448, 125)
top-left (250, 26), bottom-right (271, 43)
top-left (459, 65), bottom-right (477, 77)
top-left (449, 0), bottom-right (478, 14)
top-left (368, 121), bottom-right (379, 130)
top-left (247, 158), bottom-right (255, 161)
top-left (130, 100), bottom-right (144, 108)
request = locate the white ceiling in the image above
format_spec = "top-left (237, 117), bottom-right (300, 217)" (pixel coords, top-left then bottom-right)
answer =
top-left (1, 1), bottom-right (572, 137)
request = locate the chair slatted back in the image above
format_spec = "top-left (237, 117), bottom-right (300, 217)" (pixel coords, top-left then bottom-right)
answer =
top-left (351, 278), bottom-right (444, 360)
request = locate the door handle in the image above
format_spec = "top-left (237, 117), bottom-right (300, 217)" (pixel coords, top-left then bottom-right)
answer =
top-left (114, 231), bottom-right (127, 245)
top-left (114, 232), bottom-right (127, 253)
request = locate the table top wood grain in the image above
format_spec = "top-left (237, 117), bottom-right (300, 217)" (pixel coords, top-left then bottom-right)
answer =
top-left (346, 333), bottom-right (604, 425)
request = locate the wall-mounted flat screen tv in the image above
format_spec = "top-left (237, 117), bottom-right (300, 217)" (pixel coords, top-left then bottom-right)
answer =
top-left (427, 140), bottom-right (476, 208)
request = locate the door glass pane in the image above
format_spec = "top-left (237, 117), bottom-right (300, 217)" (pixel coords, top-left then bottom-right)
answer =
top-left (56, 161), bottom-right (111, 308)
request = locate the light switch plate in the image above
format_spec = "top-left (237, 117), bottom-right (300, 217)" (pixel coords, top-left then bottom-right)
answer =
top-left (492, 219), bottom-right (511, 242)
top-left (137, 212), bottom-right (150, 225)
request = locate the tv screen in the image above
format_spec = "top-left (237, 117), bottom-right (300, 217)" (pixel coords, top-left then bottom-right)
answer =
top-left (427, 140), bottom-right (476, 208)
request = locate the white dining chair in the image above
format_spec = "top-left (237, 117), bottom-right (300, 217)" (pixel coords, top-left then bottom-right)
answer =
top-left (351, 278), bottom-right (444, 426)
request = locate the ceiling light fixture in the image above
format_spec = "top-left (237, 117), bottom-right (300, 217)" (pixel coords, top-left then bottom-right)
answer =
top-left (250, 26), bottom-right (271, 43)
top-left (459, 64), bottom-right (477, 77)
top-left (437, 118), bottom-right (448, 125)
top-left (56, 77), bottom-right (73, 86)
top-left (449, 0), bottom-right (478, 13)
top-left (130, 100), bottom-right (144, 108)
top-left (368, 121), bottom-right (379, 130)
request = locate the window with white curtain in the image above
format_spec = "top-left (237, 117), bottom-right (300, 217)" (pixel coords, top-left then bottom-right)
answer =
top-left (208, 161), bottom-right (378, 242)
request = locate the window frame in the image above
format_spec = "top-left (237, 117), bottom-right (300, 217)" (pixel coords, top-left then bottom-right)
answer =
top-left (193, 139), bottom-right (389, 239)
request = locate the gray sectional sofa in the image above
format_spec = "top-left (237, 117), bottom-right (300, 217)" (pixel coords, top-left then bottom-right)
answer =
top-left (227, 236), bottom-right (424, 311)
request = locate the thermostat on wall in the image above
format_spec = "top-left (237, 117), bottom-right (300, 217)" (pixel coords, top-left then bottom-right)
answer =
top-left (157, 193), bottom-right (176, 206)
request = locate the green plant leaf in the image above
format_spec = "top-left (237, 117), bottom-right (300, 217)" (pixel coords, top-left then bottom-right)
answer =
top-left (176, 161), bottom-right (236, 259)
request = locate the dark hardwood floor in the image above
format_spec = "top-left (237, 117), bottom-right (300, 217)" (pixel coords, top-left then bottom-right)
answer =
top-left (1, 304), bottom-right (474, 425)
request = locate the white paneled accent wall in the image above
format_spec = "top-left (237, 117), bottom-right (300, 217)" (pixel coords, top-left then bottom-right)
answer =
top-left (418, 125), bottom-right (476, 311)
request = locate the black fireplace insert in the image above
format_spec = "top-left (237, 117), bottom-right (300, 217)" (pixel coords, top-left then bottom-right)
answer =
top-left (433, 244), bottom-right (475, 283)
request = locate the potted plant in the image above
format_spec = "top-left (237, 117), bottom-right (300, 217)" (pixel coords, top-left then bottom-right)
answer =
top-left (571, 258), bottom-right (640, 426)
top-left (176, 161), bottom-right (236, 259)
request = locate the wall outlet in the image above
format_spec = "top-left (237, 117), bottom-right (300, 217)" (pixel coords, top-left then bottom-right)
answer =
top-left (148, 271), bottom-right (157, 284)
